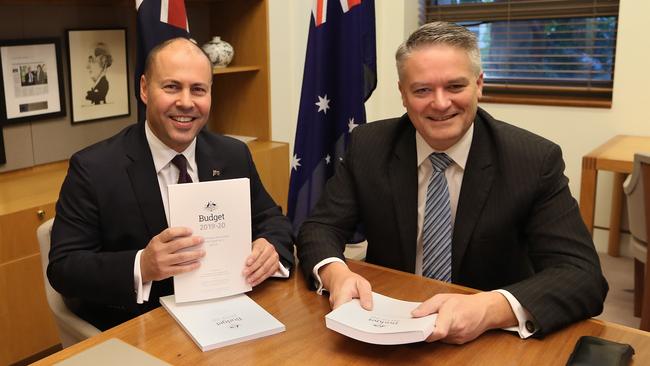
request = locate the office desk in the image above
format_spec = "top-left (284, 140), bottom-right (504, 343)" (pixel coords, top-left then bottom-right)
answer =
top-left (580, 135), bottom-right (650, 256)
top-left (35, 261), bottom-right (650, 365)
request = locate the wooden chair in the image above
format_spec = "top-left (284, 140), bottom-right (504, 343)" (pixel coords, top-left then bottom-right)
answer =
top-left (37, 218), bottom-right (101, 347)
top-left (624, 152), bottom-right (650, 330)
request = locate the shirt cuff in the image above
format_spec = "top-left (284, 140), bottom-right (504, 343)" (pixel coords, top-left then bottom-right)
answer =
top-left (271, 261), bottom-right (290, 278)
top-left (493, 289), bottom-right (537, 338)
top-left (313, 257), bottom-right (346, 295)
top-left (134, 249), bottom-right (152, 304)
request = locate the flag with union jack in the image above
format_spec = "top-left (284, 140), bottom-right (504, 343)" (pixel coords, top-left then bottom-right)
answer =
top-left (135, 0), bottom-right (190, 122)
top-left (287, 0), bottom-right (376, 237)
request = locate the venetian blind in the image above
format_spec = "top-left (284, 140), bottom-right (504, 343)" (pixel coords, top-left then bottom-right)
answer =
top-left (420, 0), bottom-right (620, 108)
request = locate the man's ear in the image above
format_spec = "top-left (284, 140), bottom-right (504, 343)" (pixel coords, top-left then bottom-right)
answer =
top-left (140, 75), bottom-right (148, 105)
top-left (476, 72), bottom-right (484, 99)
top-left (398, 81), bottom-right (407, 108)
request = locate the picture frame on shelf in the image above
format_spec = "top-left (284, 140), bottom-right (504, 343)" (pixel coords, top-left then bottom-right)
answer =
top-left (0, 38), bottom-right (66, 125)
top-left (67, 28), bottom-right (130, 123)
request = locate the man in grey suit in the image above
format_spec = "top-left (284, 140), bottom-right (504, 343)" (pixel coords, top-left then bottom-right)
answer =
top-left (297, 21), bottom-right (607, 344)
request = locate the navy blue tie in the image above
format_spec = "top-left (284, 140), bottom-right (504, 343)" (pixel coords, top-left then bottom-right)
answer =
top-left (171, 154), bottom-right (192, 184)
top-left (422, 153), bottom-right (453, 281)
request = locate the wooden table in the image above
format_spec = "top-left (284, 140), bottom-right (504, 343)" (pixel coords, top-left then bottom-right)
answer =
top-left (34, 261), bottom-right (650, 365)
top-left (579, 135), bottom-right (650, 256)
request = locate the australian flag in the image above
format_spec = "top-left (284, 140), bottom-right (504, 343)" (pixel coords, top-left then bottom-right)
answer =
top-left (287, 0), bottom-right (377, 236)
top-left (135, 0), bottom-right (190, 122)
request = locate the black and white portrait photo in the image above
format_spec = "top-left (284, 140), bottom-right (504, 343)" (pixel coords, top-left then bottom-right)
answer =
top-left (67, 29), bottom-right (129, 123)
top-left (85, 42), bottom-right (112, 105)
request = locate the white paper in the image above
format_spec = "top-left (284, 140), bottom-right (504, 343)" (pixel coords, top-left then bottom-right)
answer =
top-left (325, 292), bottom-right (437, 345)
top-left (160, 294), bottom-right (285, 352)
top-left (169, 178), bottom-right (252, 303)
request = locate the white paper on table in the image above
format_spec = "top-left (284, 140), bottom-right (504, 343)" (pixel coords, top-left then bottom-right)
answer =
top-left (325, 292), bottom-right (437, 345)
top-left (169, 178), bottom-right (252, 303)
top-left (160, 294), bottom-right (285, 352)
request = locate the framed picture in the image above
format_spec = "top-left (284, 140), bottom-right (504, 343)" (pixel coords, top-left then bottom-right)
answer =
top-left (67, 28), bottom-right (130, 123)
top-left (0, 38), bottom-right (66, 125)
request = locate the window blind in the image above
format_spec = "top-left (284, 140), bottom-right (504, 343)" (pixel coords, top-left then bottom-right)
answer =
top-left (420, 0), bottom-right (620, 108)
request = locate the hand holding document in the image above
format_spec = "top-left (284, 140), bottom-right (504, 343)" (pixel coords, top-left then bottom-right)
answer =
top-left (168, 178), bottom-right (252, 303)
top-left (325, 292), bottom-right (437, 345)
top-left (165, 178), bottom-right (285, 351)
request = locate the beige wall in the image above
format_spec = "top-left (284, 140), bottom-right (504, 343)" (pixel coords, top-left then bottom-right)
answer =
top-left (268, 1), bottom-right (650, 253)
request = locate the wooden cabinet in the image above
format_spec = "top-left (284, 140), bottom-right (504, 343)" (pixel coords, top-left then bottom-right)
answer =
top-left (0, 163), bottom-right (66, 365)
top-left (248, 141), bottom-right (290, 212)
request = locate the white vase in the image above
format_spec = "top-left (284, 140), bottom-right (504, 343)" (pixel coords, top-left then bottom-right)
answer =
top-left (202, 36), bottom-right (234, 68)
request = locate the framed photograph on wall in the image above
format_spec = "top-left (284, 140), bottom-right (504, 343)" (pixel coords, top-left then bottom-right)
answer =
top-left (0, 38), bottom-right (66, 125)
top-left (67, 28), bottom-right (130, 123)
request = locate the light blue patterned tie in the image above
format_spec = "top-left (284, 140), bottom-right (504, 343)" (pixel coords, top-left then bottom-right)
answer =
top-left (422, 152), bottom-right (453, 281)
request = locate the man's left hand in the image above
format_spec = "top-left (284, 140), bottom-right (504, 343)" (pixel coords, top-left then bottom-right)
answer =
top-left (243, 238), bottom-right (280, 286)
top-left (411, 292), bottom-right (517, 344)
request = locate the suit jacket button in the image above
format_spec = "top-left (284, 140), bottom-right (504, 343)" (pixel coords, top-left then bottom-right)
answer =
top-left (525, 320), bottom-right (535, 333)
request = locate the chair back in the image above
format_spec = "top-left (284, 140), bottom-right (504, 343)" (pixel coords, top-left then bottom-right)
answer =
top-left (624, 153), bottom-right (650, 243)
top-left (37, 218), bottom-right (101, 347)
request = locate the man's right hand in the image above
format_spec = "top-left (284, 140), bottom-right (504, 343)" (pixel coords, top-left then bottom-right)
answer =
top-left (140, 227), bottom-right (205, 283)
top-left (319, 261), bottom-right (373, 310)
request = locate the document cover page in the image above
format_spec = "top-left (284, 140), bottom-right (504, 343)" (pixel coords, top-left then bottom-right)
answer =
top-left (325, 292), bottom-right (437, 345)
top-left (169, 178), bottom-right (252, 303)
top-left (160, 294), bottom-right (285, 352)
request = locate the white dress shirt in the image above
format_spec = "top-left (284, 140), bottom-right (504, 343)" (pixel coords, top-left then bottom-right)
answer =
top-left (134, 122), bottom-right (288, 304)
top-left (313, 123), bottom-right (536, 338)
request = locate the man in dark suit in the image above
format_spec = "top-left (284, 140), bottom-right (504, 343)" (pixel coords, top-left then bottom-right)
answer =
top-left (85, 75), bottom-right (108, 104)
top-left (36, 64), bottom-right (47, 85)
top-left (24, 66), bottom-right (35, 85)
top-left (297, 21), bottom-right (607, 344)
top-left (48, 38), bottom-right (294, 330)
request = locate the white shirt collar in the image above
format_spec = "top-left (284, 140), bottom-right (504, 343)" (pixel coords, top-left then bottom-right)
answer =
top-left (415, 122), bottom-right (474, 170)
top-left (144, 121), bottom-right (197, 174)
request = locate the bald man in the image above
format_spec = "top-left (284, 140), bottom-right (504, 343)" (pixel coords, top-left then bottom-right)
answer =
top-left (49, 38), bottom-right (294, 330)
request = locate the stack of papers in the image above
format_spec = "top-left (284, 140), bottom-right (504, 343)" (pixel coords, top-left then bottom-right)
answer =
top-left (165, 178), bottom-right (284, 352)
top-left (325, 292), bottom-right (437, 345)
top-left (160, 294), bottom-right (285, 352)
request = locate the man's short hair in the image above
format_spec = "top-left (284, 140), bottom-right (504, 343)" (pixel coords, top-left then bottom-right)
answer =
top-left (143, 37), bottom-right (212, 80)
top-left (395, 21), bottom-right (482, 78)
top-left (92, 42), bottom-right (113, 70)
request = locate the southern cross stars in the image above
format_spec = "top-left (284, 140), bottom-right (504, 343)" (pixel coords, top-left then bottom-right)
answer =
top-left (291, 154), bottom-right (302, 171)
top-left (348, 118), bottom-right (358, 133)
top-left (315, 95), bottom-right (331, 114)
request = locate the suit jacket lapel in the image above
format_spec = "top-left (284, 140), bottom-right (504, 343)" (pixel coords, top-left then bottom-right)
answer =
top-left (195, 131), bottom-right (227, 182)
top-left (452, 111), bottom-right (495, 280)
top-left (388, 117), bottom-right (418, 273)
top-left (124, 123), bottom-right (168, 237)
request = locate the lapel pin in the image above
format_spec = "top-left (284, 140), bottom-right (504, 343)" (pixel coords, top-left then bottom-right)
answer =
top-left (213, 169), bottom-right (221, 177)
